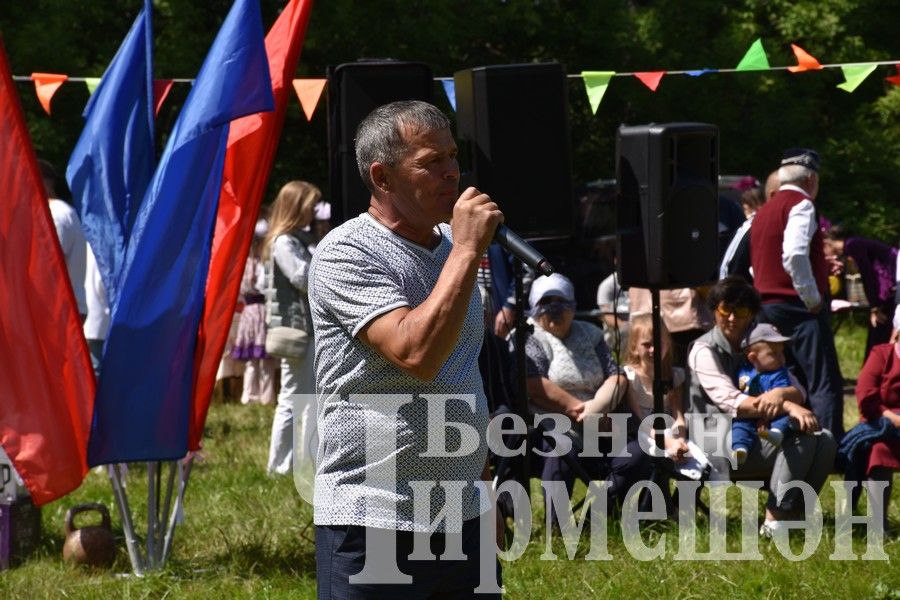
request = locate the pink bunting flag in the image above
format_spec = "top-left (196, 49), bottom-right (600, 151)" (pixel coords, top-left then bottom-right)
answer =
top-left (886, 64), bottom-right (900, 86)
top-left (30, 72), bottom-right (68, 115)
top-left (153, 79), bottom-right (174, 117)
top-left (787, 44), bottom-right (823, 73)
top-left (292, 78), bottom-right (326, 121)
top-left (634, 71), bottom-right (665, 92)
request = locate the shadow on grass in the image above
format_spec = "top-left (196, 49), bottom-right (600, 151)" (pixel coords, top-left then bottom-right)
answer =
top-left (202, 539), bottom-right (317, 578)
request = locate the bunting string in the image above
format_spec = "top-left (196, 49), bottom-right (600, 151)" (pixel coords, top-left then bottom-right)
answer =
top-left (428, 60), bottom-right (900, 80)
top-left (13, 59), bottom-right (897, 83)
top-left (10, 55), bottom-right (900, 119)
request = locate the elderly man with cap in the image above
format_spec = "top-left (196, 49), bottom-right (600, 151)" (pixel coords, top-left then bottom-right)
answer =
top-left (750, 148), bottom-right (844, 440)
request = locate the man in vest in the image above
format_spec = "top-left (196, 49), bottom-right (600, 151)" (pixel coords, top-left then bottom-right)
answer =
top-left (750, 148), bottom-right (844, 440)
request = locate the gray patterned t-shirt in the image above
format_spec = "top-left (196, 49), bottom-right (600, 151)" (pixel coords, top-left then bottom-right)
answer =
top-left (308, 213), bottom-right (489, 532)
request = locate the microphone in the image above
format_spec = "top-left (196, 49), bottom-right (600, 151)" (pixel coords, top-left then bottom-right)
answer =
top-left (494, 224), bottom-right (554, 276)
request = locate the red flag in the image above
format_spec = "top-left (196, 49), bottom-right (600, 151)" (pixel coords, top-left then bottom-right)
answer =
top-left (634, 71), bottom-right (665, 92)
top-left (188, 0), bottom-right (314, 450)
top-left (0, 42), bottom-right (95, 505)
top-left (153, 78), bottom-right (174, 116)
top-left (886, 64), bottom-right (900, 86)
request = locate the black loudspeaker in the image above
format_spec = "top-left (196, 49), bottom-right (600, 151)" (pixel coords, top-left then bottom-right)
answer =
top-left (327, 61), bottom-right (433, 224)
top-left (616, 123), bottom-right (719, 289)
top-left (454, 63), bottom-right (574, 239)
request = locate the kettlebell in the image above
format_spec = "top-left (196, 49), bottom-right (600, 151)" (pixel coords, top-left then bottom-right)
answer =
top-left (62, 503), bottom-right (117, 568)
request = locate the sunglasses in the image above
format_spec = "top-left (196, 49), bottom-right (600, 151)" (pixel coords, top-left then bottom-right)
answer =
top-left (716, 304), bottom-right (753, 319)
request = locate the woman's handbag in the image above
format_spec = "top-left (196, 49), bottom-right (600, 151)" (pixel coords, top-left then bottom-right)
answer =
top-left (265, 326), bottom-right (308, 359)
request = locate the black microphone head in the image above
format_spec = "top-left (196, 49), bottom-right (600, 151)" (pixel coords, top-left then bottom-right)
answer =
top-left (536, 261), bottom-right (554, 276)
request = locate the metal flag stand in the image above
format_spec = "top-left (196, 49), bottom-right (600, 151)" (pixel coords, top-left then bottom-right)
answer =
top-left (106, 454), bottom-right (195, 574)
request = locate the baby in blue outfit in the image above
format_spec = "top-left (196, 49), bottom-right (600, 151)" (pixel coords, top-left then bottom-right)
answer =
top-left (732, 323), bottom-right (795, 465)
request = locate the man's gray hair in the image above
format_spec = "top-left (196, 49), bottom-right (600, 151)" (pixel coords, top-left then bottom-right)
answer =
top-left (778, 164), bottom-right (815, 186)
top-left (355, 100), bottom-right (451, 192)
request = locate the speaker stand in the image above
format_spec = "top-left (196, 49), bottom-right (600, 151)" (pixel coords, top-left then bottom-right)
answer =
top-left (650, 288), bottom-right (668, 456)
top-left (511, 259), bottom-right (532, 497)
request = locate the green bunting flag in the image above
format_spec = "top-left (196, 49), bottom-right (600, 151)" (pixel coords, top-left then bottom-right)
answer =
top-left (735, 38), bottom-right (770, 71)
top-left (837, 63), bottom-right (877, 92)
top-left (84, 77), bottom-right (101, 94)
top-left (582, 71), bottom-right (615, 114)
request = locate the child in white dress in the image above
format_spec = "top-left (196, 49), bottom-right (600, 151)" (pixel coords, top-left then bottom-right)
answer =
top-left (623, 314), bottom-right (689, 461)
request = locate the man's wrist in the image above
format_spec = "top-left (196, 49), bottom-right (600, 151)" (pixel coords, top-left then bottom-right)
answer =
top-left (447, 245), bottom-right (481, 274)
top-left (449, 244), bottom-right (480, 261)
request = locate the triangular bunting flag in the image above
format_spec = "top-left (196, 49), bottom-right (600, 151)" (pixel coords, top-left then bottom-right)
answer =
top-left (292, 78), bottom-right (326, 121)
top-left (581, 71), bottom-right (615, 115)
top-left (787, 44), bottom-right (823, 73)
top-left (84, 77), bottom-right (101, 94)
top-left (837, 63), bottom-right (877, 92)
top-left (153, 79), bottom-right (174, 117)
top-left (634, 71), bottom-right (665, 92)
top-left (30, 72), bottom-right (68, 114)
top-left (735, 38), bottom-right (770, 71)
top-left (686, 68), bottom-right (716, 77)
top-left (886, 64), bottom-right (900, 86)
top-left (442, 79), bottom-right (456, 111)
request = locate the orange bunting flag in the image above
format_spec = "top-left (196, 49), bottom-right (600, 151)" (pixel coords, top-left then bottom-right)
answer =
top-left (886, 64), bottom-right (900, 86)
top-left (152, 79), bottom-right (174, 117)
top-left (30, 72), bottom-right (68, 115)
top-left (787, 44), bottom-right (823, 73)
top-left (634, 71), bottom-right (665, 92)
top-left (292, 78), bottom-right (326, 121)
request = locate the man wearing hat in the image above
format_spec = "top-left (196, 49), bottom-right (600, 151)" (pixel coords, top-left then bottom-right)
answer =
top-left (750, 148), bottom-right (844, 439)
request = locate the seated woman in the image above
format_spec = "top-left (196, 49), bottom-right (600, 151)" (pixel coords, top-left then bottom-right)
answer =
top-left (844, 341), bottom-right (900, 529)
top-left (524, 273), bottom-right (651, 509)
top-left (688, 276), bottom-right (837, 537)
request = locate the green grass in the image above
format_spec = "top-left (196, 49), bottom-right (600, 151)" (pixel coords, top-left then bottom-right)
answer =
top-left (1, 324), bottom-right (898, 599)
top-left (833, 310), bottom-right (868, 385)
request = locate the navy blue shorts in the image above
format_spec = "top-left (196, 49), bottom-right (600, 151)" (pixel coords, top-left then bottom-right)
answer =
top-left (315, 518), bottom-right (502, 599)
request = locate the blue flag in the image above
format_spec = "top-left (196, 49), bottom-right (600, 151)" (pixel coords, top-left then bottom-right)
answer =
top-left (88, 0), bottom-right (274, 465)
top-left (66, 0), bottom-right (155, 306)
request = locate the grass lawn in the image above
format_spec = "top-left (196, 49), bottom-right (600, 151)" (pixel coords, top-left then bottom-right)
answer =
top-left (2, 316), bottom-right (898, 599)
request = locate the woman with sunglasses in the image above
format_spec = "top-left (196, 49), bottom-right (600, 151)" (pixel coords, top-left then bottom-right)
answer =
top-left (688, 276), bottom-right (837, 537)
top-left (524, 273), bottom-right (651, 510)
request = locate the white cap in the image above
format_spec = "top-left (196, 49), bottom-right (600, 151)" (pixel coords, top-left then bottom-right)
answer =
top-left (529, 273), bottom-right (575, 307)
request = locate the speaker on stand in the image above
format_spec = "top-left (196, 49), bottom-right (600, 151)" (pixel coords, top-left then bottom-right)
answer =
top-left (454, 63), bottom-right (578, 500)
top-left (327, 60), bottom-right (433, 225)
top-left (454, 63), bottom-right (574, 240)
top-left (616, 123), bottom-right (719, 289)
top-left (615, 122), bottom-right (719, 457)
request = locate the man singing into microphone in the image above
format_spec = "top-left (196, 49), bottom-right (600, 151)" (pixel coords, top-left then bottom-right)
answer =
top-left (308, 100), bottom-right (503, 597)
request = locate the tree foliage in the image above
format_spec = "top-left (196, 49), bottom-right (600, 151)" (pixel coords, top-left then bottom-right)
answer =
top-left (1, 0), bottom-right (898, 240)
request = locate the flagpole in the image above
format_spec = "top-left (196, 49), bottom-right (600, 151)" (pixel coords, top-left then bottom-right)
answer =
top-left (162, 454), bottom-right (194, 564)
top-left (157, 460), bottom-right (177, 565)
top-left (146, 461), bottom-right (158, 569)
top-left (108, 465), bottom-right (145, 575)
